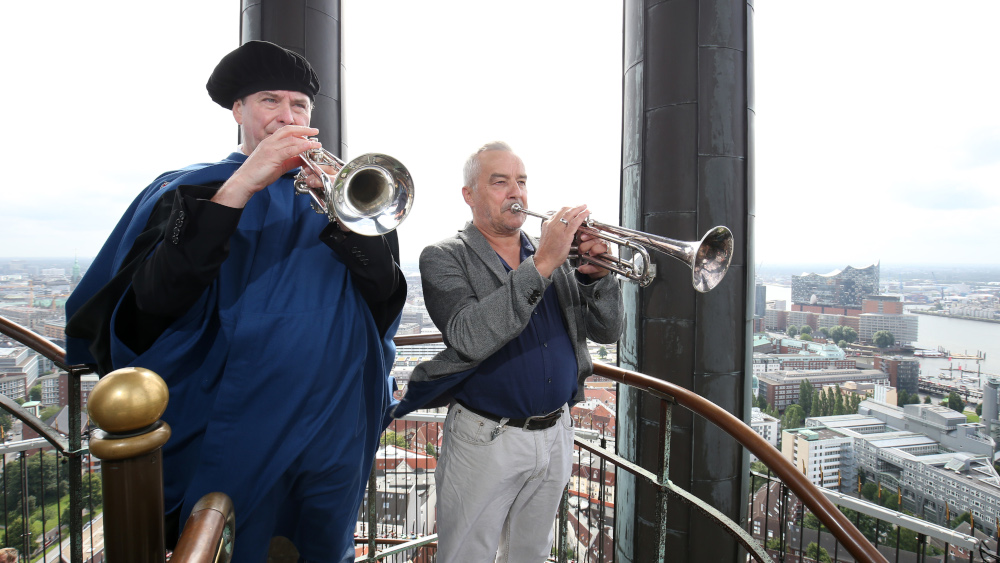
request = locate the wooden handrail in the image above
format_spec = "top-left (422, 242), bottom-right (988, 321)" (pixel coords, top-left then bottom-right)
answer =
top-left (0, 315), bottom-right (79, 373)
top-left (394, 333), bottom-right (888, 563)
top-left (171, 493), bottom-right (235, 563)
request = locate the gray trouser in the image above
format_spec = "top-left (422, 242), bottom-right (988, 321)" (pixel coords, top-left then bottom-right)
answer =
top-left (435, 403), bottom-right (574, 563)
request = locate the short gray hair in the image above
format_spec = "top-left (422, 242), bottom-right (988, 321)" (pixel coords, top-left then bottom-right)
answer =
top-left (463, 141), bottom-right (514, 191)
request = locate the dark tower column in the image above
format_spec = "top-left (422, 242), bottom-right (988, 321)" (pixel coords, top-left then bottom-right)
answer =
top-left (616, 1), bottom-right (754, 561)
top-left (240, 0), bottom-right (345, 157)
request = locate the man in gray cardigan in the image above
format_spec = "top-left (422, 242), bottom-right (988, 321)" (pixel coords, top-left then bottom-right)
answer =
top-left (399, 142), bottom-right (624, 562)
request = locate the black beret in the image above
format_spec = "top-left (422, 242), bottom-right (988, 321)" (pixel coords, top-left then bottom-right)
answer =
top-left (206, 40), bottom-right (321, 108)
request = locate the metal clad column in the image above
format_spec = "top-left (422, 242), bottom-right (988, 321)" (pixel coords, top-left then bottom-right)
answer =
top-left (240, 0), bottom-right (345, 157)
top-left (616, 1), bottom-right (754, 561)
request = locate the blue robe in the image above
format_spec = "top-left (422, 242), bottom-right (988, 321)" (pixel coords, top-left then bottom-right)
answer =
top-left (66, 152), bottom-right (400, 562)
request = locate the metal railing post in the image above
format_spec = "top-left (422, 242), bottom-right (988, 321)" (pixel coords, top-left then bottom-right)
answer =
top-left (656, 399), bottom-right (672, 563)
top-left (19, 454), bottom-right (29, 557)
top-left (557, 485), bottom-right (569, 562)
top-left (367, 464), bottom-right (377, 562)
top-left (68, 366), bottom-right (83, 563)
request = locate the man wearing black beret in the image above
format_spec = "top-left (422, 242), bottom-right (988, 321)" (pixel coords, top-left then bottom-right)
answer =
top-left (66, 41), bottom-right (405, 562)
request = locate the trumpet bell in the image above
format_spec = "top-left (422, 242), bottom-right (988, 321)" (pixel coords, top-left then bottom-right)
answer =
top-left (333, 154), bottom-right (414, 236)
top-left (691, 226), bottom-right (734, 293)
top-left (295, 149), bottom-right (414, 236)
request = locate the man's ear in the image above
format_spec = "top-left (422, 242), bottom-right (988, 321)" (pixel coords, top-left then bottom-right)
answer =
top-left (462, 186), bottom-right (474, 207)
top-left (232, 99), bottom-right (244, 125)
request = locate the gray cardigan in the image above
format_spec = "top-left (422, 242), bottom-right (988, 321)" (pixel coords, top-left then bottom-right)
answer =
top-left (401, 221), bottom-right (624, 411)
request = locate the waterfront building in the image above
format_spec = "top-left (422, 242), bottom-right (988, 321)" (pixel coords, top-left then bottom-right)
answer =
top-left (859, 401), bottom-right (993, 459)
top-left (750, 407), bottom-right (780, 463)
top-left (0, 347), bottom-right (40, 401)
top-left (36, 372), bottom-right (65, 407)
top-left (773, 339), bottom-right (848, 361)
top-left (757, 369), bottom-right (889, 411)
top-left (791, 263), bottom-right (880, 313)
top-left (751, 354), bottom-right (782, 378)
top-left (859, 312), bottom-right (919, 345)
top-left (808, 409), bottom-right (1000, 529)
top-left (754, 283), bottom-right (767, 319)
top-left (764, 307), bottom-right (787, 331)
top-left (874, 356), bottom-right (920, 395)
top-left (780, 425), bottom-right (855, 489)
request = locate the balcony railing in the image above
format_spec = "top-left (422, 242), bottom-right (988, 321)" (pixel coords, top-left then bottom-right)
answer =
top-left (0, 316), bottom-right (90, 563)
top-left (2, 317), bottom-right (952, 562)
top-left (352, 335), bottom-right (889, 563)
top-left (749, 468), bottom-right (995, 563)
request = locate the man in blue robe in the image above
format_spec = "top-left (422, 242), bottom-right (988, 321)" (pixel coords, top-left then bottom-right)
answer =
top-left (65, 41), bottom-right (405, 563)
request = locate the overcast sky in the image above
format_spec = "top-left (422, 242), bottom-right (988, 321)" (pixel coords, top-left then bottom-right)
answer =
top-left (2, 1), bottom-right (998, 270)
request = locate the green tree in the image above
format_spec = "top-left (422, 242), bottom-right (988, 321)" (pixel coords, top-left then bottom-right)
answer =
top-left (1, 451), bottom-right (68, 506)
top-left (873, 330), bottom-right (895, 348)
top-left (598, 346), bottom-right (608, 359)
top-left (29, 384), bottom-right (41, 402)
top-left (828, 326), bottom-right (844, 342)
top-left (799, 325), bottom-right (812, 336)
top-left (924, 395), bottom-right (932, 404)
top-left (818, 327), bottom-right (830, 338)
top-left (40, 405), bottom-right (62, 422)
top-left (946, 392), bottom-right (965, 413)
top-left (426, 443), bottom-right (436, 457)
top-left (380, 430), bottom-right (408, 448)
top-left (787, 325), bottom-right (799, 337)
top-left (837, 339), bottom-right (849, 348)
top-left (755, 393), bottom-right (768, 411)
top-left (952, 512), bottom-right (972, 528)
top-left (800, 333), bottom-right (813, 342)
top-left (783, 404), bottom-right (805, 430)
top-left (813, 386), bottom-right (827, 417)
top-left (848, 393), bottom-right (862, 413)
top-left (805, 542), bottom-right (832, 563)
top-left (842, 327), bottom-right (858, 343)
top-left (897, 390), bottom-right (919, 407)
top-left (861, 482), bottom-right (879, 502)
top-left (833, 385), bottom-right (846, 415)
top-left (977, 402), bottom-right (983, 416)
top-left (799, 380), bottom-right (813, 417)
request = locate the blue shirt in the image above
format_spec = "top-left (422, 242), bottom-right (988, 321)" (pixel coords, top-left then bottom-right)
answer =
top-left (453, 233), bottom-right (579, 418)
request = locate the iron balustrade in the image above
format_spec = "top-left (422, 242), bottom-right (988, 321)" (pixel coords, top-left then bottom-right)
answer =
top-left (749, 469), bottom-right (993, 563)
top-left (0, 315), bottom-right (91, 563)
top-left (1, 318), bottom-right (916, 563)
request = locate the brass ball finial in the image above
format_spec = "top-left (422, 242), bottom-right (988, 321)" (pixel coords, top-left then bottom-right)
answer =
top-left (88, 367), bottom-right (169, 433)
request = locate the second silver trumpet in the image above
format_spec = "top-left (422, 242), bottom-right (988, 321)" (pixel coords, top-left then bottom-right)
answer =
top-left (511, 203), bottom-right (733, 292)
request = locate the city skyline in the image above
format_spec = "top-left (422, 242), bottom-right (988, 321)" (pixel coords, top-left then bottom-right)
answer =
top-left (3, 1), bottom-right (998, 267)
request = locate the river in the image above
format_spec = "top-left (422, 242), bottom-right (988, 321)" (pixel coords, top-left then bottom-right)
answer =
top-left (764, 285), bottom-right (1000, 380)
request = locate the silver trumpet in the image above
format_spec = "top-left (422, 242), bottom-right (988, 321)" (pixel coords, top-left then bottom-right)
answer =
top-left (294, 142), bottom-right (414, 236)
top-left (511, 203), bottom-right (734, 292)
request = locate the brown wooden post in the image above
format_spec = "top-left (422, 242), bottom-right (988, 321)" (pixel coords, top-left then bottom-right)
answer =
top-left (88, 367), bottom-right (171, 563)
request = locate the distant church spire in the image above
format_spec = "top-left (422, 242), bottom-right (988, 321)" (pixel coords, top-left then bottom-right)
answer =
top-left (72, 252), bottom-right (81, 285)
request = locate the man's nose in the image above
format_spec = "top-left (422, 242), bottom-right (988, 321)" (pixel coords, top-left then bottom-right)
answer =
top-left (277, 101), bottom-right (295, 124)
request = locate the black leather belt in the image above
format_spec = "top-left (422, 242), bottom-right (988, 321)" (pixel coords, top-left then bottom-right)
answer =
top-left (456, 400), bottom-right (563, 431)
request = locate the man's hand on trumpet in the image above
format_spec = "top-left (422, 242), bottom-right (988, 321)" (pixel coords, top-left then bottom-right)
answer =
top-left (534, 204), bottom-right (609, 280)
top-left (214, 125), bottom-right (321, 209)
top-left (576, 230), bottom-right (612, 280)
